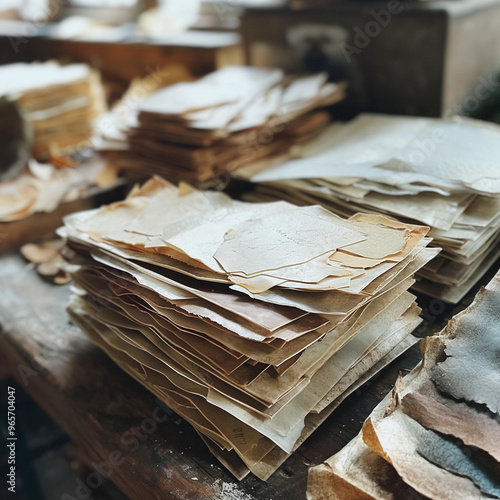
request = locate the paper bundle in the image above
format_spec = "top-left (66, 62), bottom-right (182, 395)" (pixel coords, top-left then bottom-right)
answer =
top-left (239, 113), bottom-right (500, 303)
top-left (308, 270), bottom-right (500, 500)
top-left (0, 61), bottom-right (106, 160)
top-left (61, 176), bottom-right (437, 480)
top-left (98, 66), bottom-right (346, 184)
top-left (0, 157), bottom-right (116, 222)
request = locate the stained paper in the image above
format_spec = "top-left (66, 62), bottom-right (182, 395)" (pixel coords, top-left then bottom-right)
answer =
top-left (240, 113), bottom-right (500, 303)
top-left (309, 269), bottom-right (500, 499)
top-left (61, 178), bottom-right (434, 480)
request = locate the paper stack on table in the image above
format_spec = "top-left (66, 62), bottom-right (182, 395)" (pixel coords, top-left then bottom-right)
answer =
top-left (238, 113), bottom-right (500, 303)
top-left (308, 269), bottom-right (500, 500)
top-left (0, 61), bottom-right (106, 160)
top-left (61, 176), bottom-right (437, 480)
top-left (97, 66), bottom-right (346, 184)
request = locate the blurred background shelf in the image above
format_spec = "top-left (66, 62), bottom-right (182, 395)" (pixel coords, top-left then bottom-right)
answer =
top-left (0, 25), bottom-right (243, 96)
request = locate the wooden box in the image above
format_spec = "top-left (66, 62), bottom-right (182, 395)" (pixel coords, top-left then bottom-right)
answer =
top-left (241, 0), bottom-right (500, 117)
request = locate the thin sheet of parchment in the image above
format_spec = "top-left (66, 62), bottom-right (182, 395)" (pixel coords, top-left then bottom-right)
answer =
top-left (308, 269), bottom-right (500, 499)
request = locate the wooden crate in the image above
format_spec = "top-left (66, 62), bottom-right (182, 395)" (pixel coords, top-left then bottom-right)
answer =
top-left (241, 0), bottom-right (500, 117)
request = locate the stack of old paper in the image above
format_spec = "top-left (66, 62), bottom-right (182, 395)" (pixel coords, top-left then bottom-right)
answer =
top-left (308, 270), bottom-right (500, 500)
top-left (61, 176), bottom-right (437, 480)
top-left (239, 113), bottom-right (500, 303)
top-left (0, 61), bottom-right (106, 159)
top-left (0, 157), bottom-right (116, 222)
top-left (98, 66), bottom-right (346, 184)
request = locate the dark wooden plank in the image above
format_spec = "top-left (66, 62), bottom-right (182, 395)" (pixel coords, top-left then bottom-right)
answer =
top-left (0, 252), bottom-right (497, 499)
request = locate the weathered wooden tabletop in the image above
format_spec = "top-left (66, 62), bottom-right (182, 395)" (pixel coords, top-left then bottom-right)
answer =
top-left (0, 252), bottom-right (496, 500)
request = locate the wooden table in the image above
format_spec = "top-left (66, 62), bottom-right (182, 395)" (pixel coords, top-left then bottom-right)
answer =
top-left (0, 252), bottom-right (496, 500)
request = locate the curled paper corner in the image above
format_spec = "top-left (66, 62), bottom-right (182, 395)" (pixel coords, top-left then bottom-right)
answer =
top-left (384, 373), bottom-right (405, 418)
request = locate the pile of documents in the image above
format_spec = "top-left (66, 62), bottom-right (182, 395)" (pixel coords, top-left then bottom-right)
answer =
top-left (239, 114), bottom-right (500, 303)
top-left (0, 61), bottom-right (106, 159)
top-left (61, 176), bottom-right (437, 480)
top-left (0, 157), bottom-right (116, 222)
top-left (308, 270), bottom-right (500, 500)
top-left (98, 66), bottom-right (345, 184)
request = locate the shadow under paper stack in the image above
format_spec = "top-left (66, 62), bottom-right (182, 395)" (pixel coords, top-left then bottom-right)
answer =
top-left (61, 176), bottom-right (437, 480)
